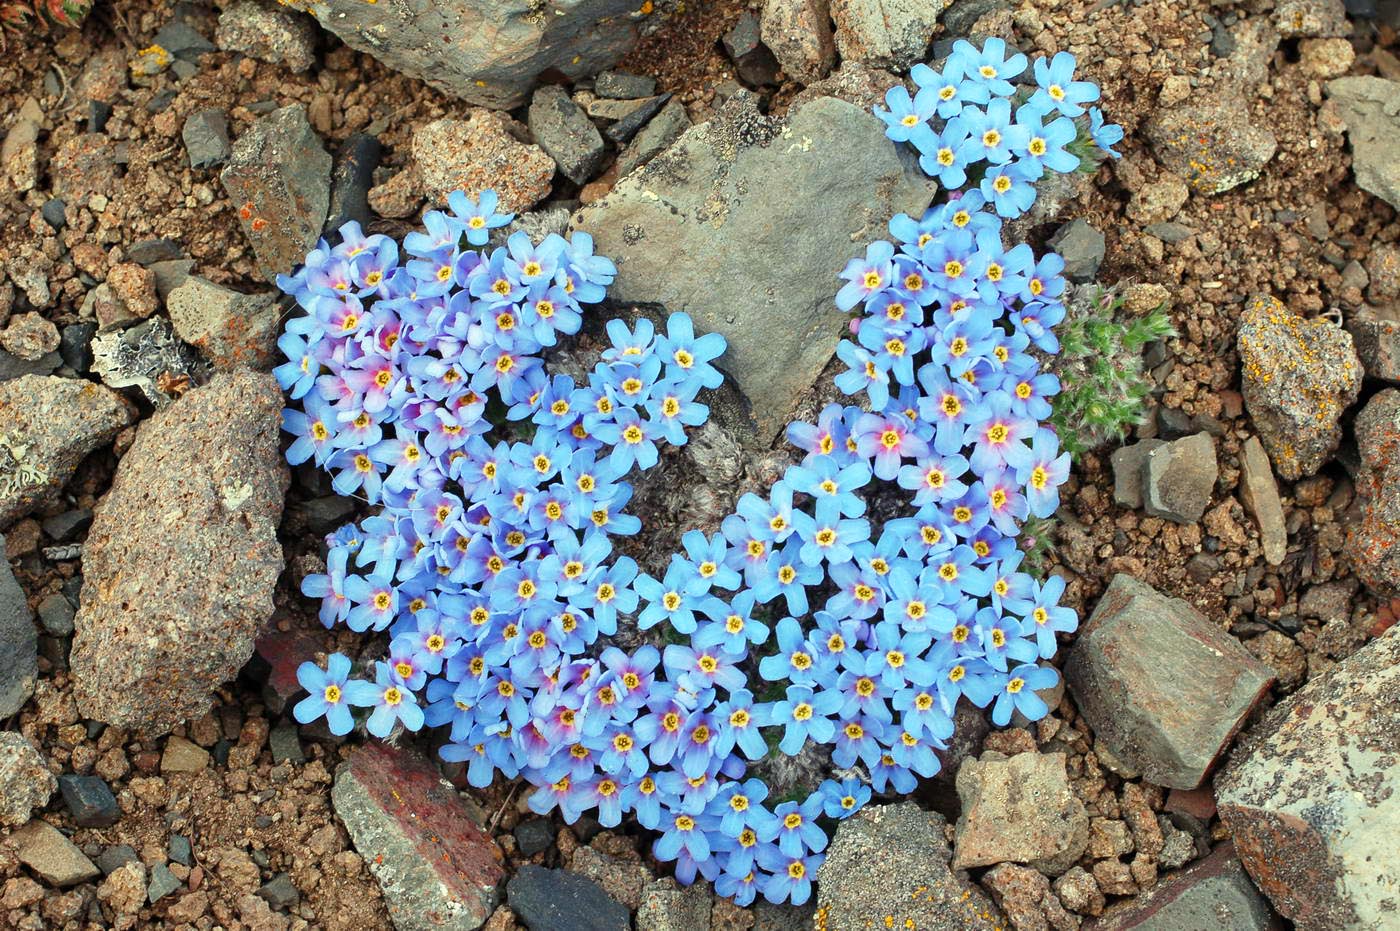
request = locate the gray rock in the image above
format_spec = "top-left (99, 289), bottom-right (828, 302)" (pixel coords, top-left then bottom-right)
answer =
top-left (1217, 628), bottom-right (1400, 929)
top-left (0, 349), bottom-right (60, 382)
top-left (269, 724), bottom-right (305, 764)
top-left (617, 97), bottom-right (691, 178)
top-left (723, 11), bottom-right (781, 86)
top-left (1238, 436), bottom-right (1287, 566)
top-left (41, 198), bottom-right (66, 229)
top-left (41, 509), bottom-right (93, 542)
top-left (0, 732), bottom-right (56, 827)
top-left (1086, 842), bottom-right (1277, 931)
top-left (58, 323), bottom-right (96, 374)
top-left (91, 316), bottom-right (210, 408)
top-left (183, 108), bottom-right (231, 169)
top-left (1238, 294), bottom-right (1361, 480)
top-left (296, 495), bottom-right (357, 536)
top-left (325, 133), bottom-right (382, 235)
top-left (1066, 574), bottom-right (1275, 789)
top-left (151, 20), bottom-right (215, 61)
top-left (1145, 92), bottom-right (1277, 194)
top-left (953, 751), bottom-right (1089, 876)
top-left (594, 70), bottom-right (655, 99)
top-left (830, 0), bottom-right (951, 70)
top-left (508, 865), bottom-right (629, 930)
top-left (603, 92), bottom-right (672, 145)
top-left (1274, 0), bottom-right (1350, 37)
top-left (636, 877), bottom-right (712, 931)
top-left (309, 0), bottom-right (640, 110)
top-left (166, 275), bottom-right (280, 370)
top-left (12, 820), bottom-right (100, 886)
top-left (220, 105), bottom-right (331, 282)
top-left (216, 1), bottom-right (318, 72)
top-left (1143, 432), bottom-right (1218, 524)
top-left (818, 802), bottom-right (1005, 930)
top-left (760, 0), bottom-right (838, 85)
top-left (37, 593), bottom-right (75, 636)
top-left (513, 819), bottom-right (554, 857)
top-left (1111, 439), bottom-right (1166, 510)
top-left (1327, 76), bottom-right (1400, 211)
top-left (168, 834), bottom-right (193, 867)
top-left (148, 259), bottom-right (197, 299)
top-left (333, 744), bottom-right (505, 931)
top-left (942, 0), bottom-right (1013, 35)
top-left (147, 862), bottom-right (181, 903)
top-left (58, 774), bottom-right (119, 827)
top-left (1048, 219), bottom-right (1106, 283)
top-left (97, 844), bottom-right (140, 876)
top-left (573, 93), bottom-right (935, 444)
top-left (258, 873), bottom-right (301, 910)
top-left (0, 540), bottom-right (37, 719)
top-left (527, 85), bottom-right (606, 185)
top-left (1346, 303), bottom-right (1400, 383)
top-left (71, 371), bottom-right (288, 736)
top-left (1347, 389), bottom-right (1400, 595)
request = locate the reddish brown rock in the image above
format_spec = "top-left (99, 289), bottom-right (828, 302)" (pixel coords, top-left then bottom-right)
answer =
top-left (1347, 389), bottom-right (1400, 595)
top-left (332, 743), bottom-right (505, 930)
top-left (412, 112), bottom-right (555, 214)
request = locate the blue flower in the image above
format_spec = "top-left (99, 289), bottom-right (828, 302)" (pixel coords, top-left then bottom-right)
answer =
top-left (346, 661), bottom-right (425, 737)
top-left (293, 654), bottom-right (357, 735)
top-left (446, 189), bottom-right (513, 246)
top-left (1030, 51), bottom-right (1100, 117)
top-left (991, 664), bottom-right (1060, 725)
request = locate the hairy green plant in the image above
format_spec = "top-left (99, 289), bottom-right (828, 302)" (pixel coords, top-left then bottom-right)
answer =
top-left (1, 0), bottom-right (90, 47)
top-left (1047, 284), bottom-right (1176, 458)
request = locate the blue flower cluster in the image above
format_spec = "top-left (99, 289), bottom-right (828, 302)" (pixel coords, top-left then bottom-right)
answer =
top-left (875, 41), bottom-right (1123, 218)
top-left (276, 40), bottom-right (1093, 910)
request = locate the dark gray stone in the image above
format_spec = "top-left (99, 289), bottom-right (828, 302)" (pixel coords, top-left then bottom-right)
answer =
top-left (595, 70), bottom-right (656, 99)
top-left (298, 495), bottom-right (357, 535)
top-left (0, 349), bottom-right (60, 382)
top-left (183, 109), bottom-right (231, 169)
top-left (1110, 439), bottom-right (1166, 510)
top-left (603, 92), bottom-right (672, 145)
top-left (1145, 221), bottom-right (1196, 243)
top-left (42, 508), bottom-right (93, 542)
top-left (147, 862), bottom-right (181, 903)
top-left (1086, 842), bottom-right (1277, 931)
top-left (528, 85), bottom-right (607, 185)
top-left (0, 537), bottom-right (38, 718)
top-left (152, 21), bottom-right (215, 61)
top-left (617, 97), bottom-right (691, 178)
top-left (87, 100), bottom-right (112, 134)
top-left (258, 873), bottom-right (301, 910)
top-left (97, 844), bottom-right (140, 875)
top-left (513, 818), bottom-right (555, 857)
top-left (324, 133), bottom-right (381, 236)
top-left (1065, 574), bottom-right (1275, 789)
top-left (269, 724), bottom-right (304, 764)
top-left (942, 0), bottom-right (1015, 36)
top-left (37, 593), bottom-right (76, 637)
top-left (507, 865), bottom-right (629, 931)
top-left (58, 324), bottom-right (95, 373)
top-left (723, 11), bottom-right (781, 86)
top-left (168, 834), bottom-right (193, 866)
top-left (1047, 218), bottom-right (1106, 283)
top-left (41, 198), bottom-right (66, 229)
top-left (58, 774), bottom-right (120, 827)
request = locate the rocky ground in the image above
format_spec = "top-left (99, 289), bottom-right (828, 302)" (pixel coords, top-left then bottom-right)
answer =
top-left (2, 0), bottom-right (1399, 929)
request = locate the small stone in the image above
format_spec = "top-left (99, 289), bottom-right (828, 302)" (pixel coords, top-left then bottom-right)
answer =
top-left (37, 593), bottom-right (75, 636)
top-left (818, 802), bottom-right (1005, 929)
top-left (513, 819), bottom-right (554, 857)
top-left (1047, 219), bottom-right (1106, 283)
top-left (602, 93), bottom-right (672, 145)
top-left (723, 12), bottom-right (781, 86)
top-left (97, 844), bottom-right (141, 876)
top-left (41, 198), bottom-right (67, 229)
top-left (830, 0), bottom-right (950, 70)
top-left (594, 70), bottom-right (655, 99)
top-left (982, 863), bottom-right (1073, 931)
top-left (162, 736), bottom-right (211, 773)
top-left (0, 733), bottom-right (56, 827)
top-left (1, 313), bottom-right (59, 361)
top-left (167, 275), bottom-right (280, 370)
top-left (216, 1), bottom-right (318, 72)
top-left (1145, 92), bottom-right (1277, 194)
top-left (268, 724), bottom-right (304, 764)
top-left (2, 97), bottom-right (43, 193)
top-left (1088, 842), bottom-right (1277, 930)
top-left (617, 98), bottom-right (691, 178)
top-left (412, 111), bottom-right (554, 214)
top-left (1111, 440), bottom-right (1165, 510)
top-left (1237, 436), bottom-right (1286, 565)
top-left (1143, 432), bottom-right (1218, 524)
top-left (1238, 294), bottom-right (1362, 480)
top-left (1088, 819), bottom-right (1135, 860)
top-left (1122, 282), bottom-right (1171, 316)
top-left (528, 85), bottom-right (606, 186)
top-left (148, 862), bottom-right (181, 903)
top-left (152, 20), bottom-right (215, 61)
top-left (636, 877), bottom-right (712, 931)
top-left (1346, 304), bottom-right (1400, 383)
top-left (325, 133), bottom-right (382, 234)
top-left (1327, 77), bottom-right (1400, 212)
top-left (507, 865), bottom-right (628, 930)
top-left (1348, 389), bottom-right (1400, 595)
top-left (105, 263), bottom-right (160, 321)
top-left (258, 873), bottom-right (300, 910)
top-left (1065, 574), bottom-right (1275, 789)
top-left (97, 861), bottom-right (147, 916)
top-left (41, 509), bottom-right (93, 543)
top-left (334, 743), bottom-right (505, 929)
top-left (1128, 175), bottom-right (1189, 224)
top-left (51, 133), bottom-right (118, 203)
top-left (12, 820), bottom-right (100, 886)
top-left (760, 0), bottom-right (838, 85)
top-left (953, 751), bottom-right (1089, 875)
top-left (1053, 867), bottom-right (1104, 917)
top-left (1273, 0), bottom-right (1350, 37)
top-left (168, 834), bottom-right (193, 867)
top-left (221, 105), bottom-right (332, 282)
top-left (57, 774), bottom-right (119, 827)
top-left (1299, 37), bottom-right (1355, 78)
top-left (183, 108), bottom-right (231, 169)
top-left (0, 542), bottom-right (37, 718)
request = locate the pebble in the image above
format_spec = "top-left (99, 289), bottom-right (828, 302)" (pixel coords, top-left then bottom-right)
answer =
top-left (953, 751), bottom-right (1089, 875)
top-left (1054, 867), bottom-right (1104, 917)
top-left (507, 865), bottom-right (632, 931)
top-left (221, 104), bottom-right (332, 281)
top-left (105, 262), bottom-right (160, 320)
top-left (0, 732), bottom-right (57, 827)
top-left (635, 878), bottom-right (712, 931)
top-left (513, 819), bottom-right (555, 857)
top-left (1, 97), bottom-right (43, 193)
top-left (0, 538), bottom-right (39, 718)
top-left (527, 85), bottom-right (607, 186)
top-left (183, 108), bottom-right (231, 169)
top-left (57, 774), bottom-right (120, 827)
top-left (1217, 628), bottom-right (1399, 928)
top-left (603, 93), bottom-right (672, 145)
top-left (617, 98), bottom-right (691, 178)
top-left (12, 820), bottom-right (100, 886)
top-left (1347, 389), bottom-right (1400, 595)
top-left (760, 0), bottom-right (838, 85)
top-left (0, 372), bottom-right (131, 529)
top-left (168, 834), bottom-right (193, 867)
top-left (152, 20), bottom-right (215, 61)
top-left (257, 873), bottom-right (300, 910)
top-left (1143, 432), bottom-right (1218, 524)
top-left (0, 313), bottom-right (60, 362)
top-left (830, 0), bottom-right (947, 70)
top-left (1326, 77), bottom-right (1400, 212)
top-left (1065, 574), bottom-right (1275, 789)
top-left (216, 0), bottom-right (318, 72)
top-left (1047, 218), bottom-right (1106, 283)
top-left (1237, 436), bottom-right (1287, 565)
top-left (981, 863), bottom-right (1076, 931)
top-left (96, 844), bottom-right (141, 876)
top-left (40, 198), bottom-right (66, 229)
top-left (594, 70), bottom-right (656, 99)
top-left (166, 275), bottom-right (280, 370)
top-left (722, 11), bottom-right (780, 86)
top-left (268, 724), bottom-right (304, 764)
top-left (147, 862), bottom-right (181, 903)
top-left (75, 369), bottom-right (285, 736)
top-left (98, 861), bottom-right (147, 917)
top-left (1237, 294), bottom-right (1361, 480)
top-left (162, 737), bottom-right (211, 773)
top-left (409, 111), bottom-right (555, 213)
top-left (333, 743), bottom-right (505, 929)
top-left (324, 133), bottom-right (382, 234)
top-left (36, 593), bottom-right (76, 636)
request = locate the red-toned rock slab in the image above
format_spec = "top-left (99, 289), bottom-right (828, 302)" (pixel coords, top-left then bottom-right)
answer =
top-left (332, 743), bottom-right (504, 931)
